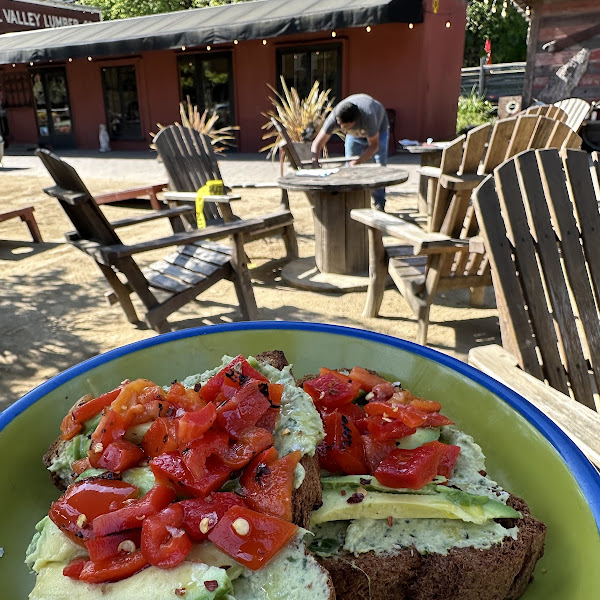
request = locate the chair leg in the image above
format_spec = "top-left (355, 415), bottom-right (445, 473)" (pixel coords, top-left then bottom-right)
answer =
top-left (469, 286), bottom-right (486, 307)
top-left (363, 227), bottom-right (387, 317)
top-left (416, 304), bottom-right (432, 346)
top-left (97, 264), bottom-right (139, 324)
top-left (230, 233), bottom-right (259, 321)
top-left (282, 224), bottom-right (299, 260)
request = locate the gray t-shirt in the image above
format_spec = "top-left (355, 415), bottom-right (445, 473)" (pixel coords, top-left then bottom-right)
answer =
top-left (323, 94), bottom-right (389, 138)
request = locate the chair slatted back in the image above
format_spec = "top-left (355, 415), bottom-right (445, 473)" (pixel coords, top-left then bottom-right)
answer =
top-left (35, 148), bottom-right (122, 246)
top-left (553, 98), bottom-right (592, 132)
top-left (270, 118), bottom-right (304, 170)
top-left (523, 104), bottom-right (568, 122)
top-left (154, 124), bottom-right (223, 224)
top-left (474, 148), bottom-right (600, 411)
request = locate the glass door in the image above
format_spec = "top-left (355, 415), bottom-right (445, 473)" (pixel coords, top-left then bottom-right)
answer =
top-left (31, 68), bottom-right (74, 147)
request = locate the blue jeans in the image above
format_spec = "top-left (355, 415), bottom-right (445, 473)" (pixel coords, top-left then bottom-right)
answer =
top-left (345, 128), bottom-right (389, 209)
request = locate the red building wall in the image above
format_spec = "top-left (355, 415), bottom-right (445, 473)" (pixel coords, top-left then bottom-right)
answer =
top-left (2, 0), bottom-right (467, 152)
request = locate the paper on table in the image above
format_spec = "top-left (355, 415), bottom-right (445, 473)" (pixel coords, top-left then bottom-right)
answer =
top-left (295, 168), bottom-right (340, 177)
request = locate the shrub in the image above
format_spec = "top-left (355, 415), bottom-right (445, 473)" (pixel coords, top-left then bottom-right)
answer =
top-left (456, 89), bottom-right (495, 134)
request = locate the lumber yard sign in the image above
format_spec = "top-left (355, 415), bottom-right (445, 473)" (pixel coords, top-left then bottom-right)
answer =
top-left (0, 0), bottom-right (101, 34)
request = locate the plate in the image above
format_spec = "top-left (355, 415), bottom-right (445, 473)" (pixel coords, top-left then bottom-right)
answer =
top-left (1, 322), bottom-right (599, 599)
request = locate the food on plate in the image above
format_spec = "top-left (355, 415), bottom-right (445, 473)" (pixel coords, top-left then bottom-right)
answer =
top-left (301, 366), bottom-right (547, 600)
top-left (27, 354), bottom-right (546, 600)
top-left (27, 351), bottom-right (333, 599)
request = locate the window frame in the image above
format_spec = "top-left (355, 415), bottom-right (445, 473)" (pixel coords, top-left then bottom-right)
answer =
top-left (275, 43), bottom-right (343, 103)
top-left (100, 64), bottom-right (143, 141)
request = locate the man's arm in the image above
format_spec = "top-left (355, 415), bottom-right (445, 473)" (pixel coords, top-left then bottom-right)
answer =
top-left (349, 133), bottom-right (380, 166)
top-left (310, 129), bottom-right (331, 166)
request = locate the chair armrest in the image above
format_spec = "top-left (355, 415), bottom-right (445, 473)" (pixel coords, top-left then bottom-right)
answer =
top-left (43, 185), bottom-right (88, 205)
top-left (97, 218), bottom-right (264, 262)
top-left (469, 236), bottom-right (486, 254)
top-left (416, 166), bottom-right (441, 179)
top-left (298, 155), bottom-right (360, 166)
top-left (109, 206), bottom-right (193, 229)
top-left (468, 344), bottom-right (600, 468)
top-left (94, 183), bottom-right (168, 205)
top-left (439, 173), bottom-right (486, 191)
top-left (350, 209), bottom-right (469, 255)
top-left (163, 191), bottom-right (241, 204)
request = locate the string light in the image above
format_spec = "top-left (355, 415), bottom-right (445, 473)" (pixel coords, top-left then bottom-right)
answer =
top-left (11, 63), bottom-right (15, 67)
top-left (207, 45), bottom-right (211, 51)
top-left (29, 61), bottom-right (33, 66)
top-left (331, 31), bottom-right (337, 37)
top-left (68, 58), bottom-right (73, 62)
top-left (234, 39), bottom-right (239, 44)
top-left (409, 23), bottom-right (414, 29)
top-left (87, 56), bottom-right (92, 61)
top-left (525, 6), bottom-right (530, 16)
top-left (445, 21), bottom-right (451, 28)
top-left (366, 26), bottom-right (371, 33)
top-left (262, 39), bottom-right (267, 45)
top-left (181, 46), bottom-right (186, 51)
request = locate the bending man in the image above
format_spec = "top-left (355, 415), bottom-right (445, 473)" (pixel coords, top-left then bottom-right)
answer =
top-left (311, 93), bottom-right (390, 211)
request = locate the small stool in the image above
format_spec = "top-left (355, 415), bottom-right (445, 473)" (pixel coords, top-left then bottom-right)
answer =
top-left (0, 206), bottom-right (43, 242)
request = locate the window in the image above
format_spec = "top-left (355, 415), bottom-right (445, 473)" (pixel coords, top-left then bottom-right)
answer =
top-left (178, 53), bottom-right (234, 129)
top-left (277, 44), bottom-right (342, 103)
top-left (101, 65), bottom-right (141, 140)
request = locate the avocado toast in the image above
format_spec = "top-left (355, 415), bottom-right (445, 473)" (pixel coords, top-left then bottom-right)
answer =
top-left (300, 367), bottom-right (547, 600)
top-left (27, 351), bottom-right (333, 599)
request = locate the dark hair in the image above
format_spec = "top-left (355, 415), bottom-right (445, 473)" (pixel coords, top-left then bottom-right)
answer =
top-left (337, 102), bottom-right (360, 124)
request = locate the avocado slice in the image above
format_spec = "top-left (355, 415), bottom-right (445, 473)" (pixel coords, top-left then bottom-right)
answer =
top-left (396, 427), bottom-right (441, 449)
top-left (311, 488), bottom-right (521, 526)
top-left (321, 474), bottom-right (446, 494)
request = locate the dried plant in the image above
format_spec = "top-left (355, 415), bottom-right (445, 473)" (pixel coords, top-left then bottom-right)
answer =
top-left (260, 77), bottom-right (336, 156)
top-left (151, 96), bottom-right (239, 154)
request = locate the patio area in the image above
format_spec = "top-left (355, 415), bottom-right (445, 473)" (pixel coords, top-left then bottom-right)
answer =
top-left (0, 148), bottom-right (501, 409)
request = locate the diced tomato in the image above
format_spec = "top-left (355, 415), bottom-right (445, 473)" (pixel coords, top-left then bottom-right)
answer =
top-left (255, 408), bottom-right (278, 432)
top-left (374, 443), bottom-right (442, 489)
top-left (88, 409), bottom-right (130, 468)
top-left (92, 484), bottom-right (176, 537)
top-left (434, 441), bottom-right (461, 478)
top-left (318, 401), bottom-right (365, 424)
top-left (410, 398), bottom-right (442, 413)
top-left (347, 366), bottom-right (389, 392)
top-left (177, 403), bottom-right (217, 448)
top-left (49, 479), bottom-right (138, 546)
top-left (60, 387), bottom-right (124, 441)
top-left (150, 453), bottom-right (230, 498)
top-left (364, 401), bottom-right (427, 428)
top-left (79, 550), bottom-right (148, 583)
top-left (200, 355), bottom-right (268, 402)
top-left (165, 381), bottom-right (206, 413)
top-left (220, 426), bottom-right (274, 470)
top-left (240, 448), bottom-right (301, 521)
top-left (181, 430), bottom-right (229, 479)
top-left (96, 439), bottom-right (145, 473)
top-left (85, 530), bottom-right (142, 563)
top-left (303, 373), bottom-right (360, 409)
top-left (423, 412), bottom-right (455, 427)
top-left (366, 415), bottom-right (417, 441)
top-left (208, 505), bottom-right (298, 571)
top-left (321, 412), bottom-right (366, 475)
top-left (125, 399), bottom-right (174, 427)
top-left (362, 435), bottom-right (396, 474)
top-left (370, 382), bottom-right (397, 401)
top-left (216, 380), bottom-right (271, 438)
top-left (63, 558), bottom-right (86, 579)
top-left (141, 417), bottom-right (179, 458)
top-left (141, 503), bottom-right (192, 568)
top-left (71, 457), bottom-right (91, 476)
top-left (180, 492), bottom-right (248, 542)
top-left (316, 440), bottom-right (341, 474)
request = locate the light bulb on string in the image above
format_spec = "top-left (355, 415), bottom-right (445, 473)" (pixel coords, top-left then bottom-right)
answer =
top-left (409, 23), bottom-right (414, 29)
top-left (446, 21), bottom-right (451, 28)
top-left (525, 6), bottom-right (530, 16)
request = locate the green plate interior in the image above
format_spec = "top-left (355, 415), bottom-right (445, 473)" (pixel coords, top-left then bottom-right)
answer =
top-left (1, 326), bottom-right (598, 598)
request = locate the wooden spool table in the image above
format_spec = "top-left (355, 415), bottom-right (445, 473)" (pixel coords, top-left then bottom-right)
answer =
top-left (278, 165), bottom-right (408, 292)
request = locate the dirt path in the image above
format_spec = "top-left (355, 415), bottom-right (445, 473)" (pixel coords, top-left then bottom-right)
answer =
top-left (0, 173), bottom-right (500, 409)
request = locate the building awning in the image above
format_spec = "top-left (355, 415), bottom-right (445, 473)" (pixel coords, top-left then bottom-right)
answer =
top-left (0, 0), bottom-right (423, 66)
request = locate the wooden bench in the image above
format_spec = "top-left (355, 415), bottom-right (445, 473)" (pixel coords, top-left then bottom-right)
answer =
top-left (94, 183), bottom-right (168, 211)
top-left (0, 206), bottom-right (43, 242)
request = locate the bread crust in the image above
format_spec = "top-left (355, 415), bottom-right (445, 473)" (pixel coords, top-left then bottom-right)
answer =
top-left (316, 494), bottom-right (546, 600)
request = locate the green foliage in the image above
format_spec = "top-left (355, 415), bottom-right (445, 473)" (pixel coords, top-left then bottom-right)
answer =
top-left (464, 1), bottom-right (528, 67)
top-left (78, 0), bottom-right (250, 20)
top-left (456, 90), bottom-right (495, 134)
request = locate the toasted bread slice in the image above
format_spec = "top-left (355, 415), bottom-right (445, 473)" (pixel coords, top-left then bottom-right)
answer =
top-left (317, 494), bottom-right (545, 600)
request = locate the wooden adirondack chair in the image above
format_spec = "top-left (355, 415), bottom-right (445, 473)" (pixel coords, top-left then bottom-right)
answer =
top-left (469, 147), bottom-right (600, 467)
top-left (154, 125), bottom-right (298, 262)
top-left (553, 98), bottom-right (592, 132)
top-left (36, 148), bottom-right (261, 334)
top-left (522, 103), bottom-right (568, 122)
top-left (351, 115), bottom-right (582, 345)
